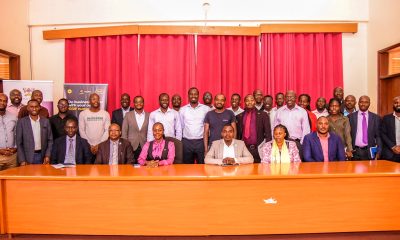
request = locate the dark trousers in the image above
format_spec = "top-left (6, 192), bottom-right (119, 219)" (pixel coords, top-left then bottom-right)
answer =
top-left (133, 145), bottom-right (142, 164)
top-left (352, 147), bottom-right (371, 160)
top-left (32, 153), bottom-right (43, 164)
top-left (246, 144), bottom-right (261, 163)
top-left (182, 138), bottom-right (204, 164)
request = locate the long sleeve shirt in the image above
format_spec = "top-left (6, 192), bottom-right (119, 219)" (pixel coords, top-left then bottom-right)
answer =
top-left (78, 109), bottom-right (110, 146)
top-left (274, 105), bottom-right (310, 143)
top-left (147, 108), bottom-right (182, 141)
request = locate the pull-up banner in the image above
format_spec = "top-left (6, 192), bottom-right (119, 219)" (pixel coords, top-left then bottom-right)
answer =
top-left (63, 83), bottom-right (108, 117)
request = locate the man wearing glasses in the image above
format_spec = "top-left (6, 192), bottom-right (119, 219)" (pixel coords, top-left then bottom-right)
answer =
top-left (49, 98), bottom-right (78, 140)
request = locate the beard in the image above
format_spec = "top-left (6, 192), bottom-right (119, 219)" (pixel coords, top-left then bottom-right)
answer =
top-left (394, 106), bottom-right (400, 113)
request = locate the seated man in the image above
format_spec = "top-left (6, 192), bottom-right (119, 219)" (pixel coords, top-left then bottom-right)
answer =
top-left (51, 118), bottom-right (92, 164)
top-left (95, 123), bottom-right (134, 164)
top-left (303, 116), bottom-right (346, 162)
top-left (205, 124), bottom-right (254, 165)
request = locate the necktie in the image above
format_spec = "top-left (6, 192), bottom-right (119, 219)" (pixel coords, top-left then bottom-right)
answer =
top-left (244, 111), bottom-right (252, 139)
top-left (361, 112), bottom-right (368, 144)
top-left (66, 138), bottom-right (75, 164)
top-left (112, 142), bottom-right (118, 165)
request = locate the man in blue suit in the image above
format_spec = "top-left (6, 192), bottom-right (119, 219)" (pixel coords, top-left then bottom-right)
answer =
top-left (16, 99), bottom-right (53, 165)
top-left (51, 118), bottom-right (93, 164)
top-left (303, 116), bottom-right (346, 162)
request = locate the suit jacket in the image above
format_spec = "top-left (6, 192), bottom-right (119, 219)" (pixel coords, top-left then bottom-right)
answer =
top-left (205, 139), bottom-right (254, 165)
top-left (303, 132), bottom-right (346, 162)
top-left (348, 111), bottom-right (382, 154)
top-left (95, 138), bottom-right (134, 164)
top-left (51, 135), bottom-right (93, 164)
top-left (111, 107), bottom-right (134, 127)
top-left (380, 113), bottom-right (400, 160)
top-left (16, 116), bottom-right (53, 164)
top-left (121, 110), bottom-right (150, 150)
top-left (236, 110), bottom-right (272, 146)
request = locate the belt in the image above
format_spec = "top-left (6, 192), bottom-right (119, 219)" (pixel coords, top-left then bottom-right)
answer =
top-left (355, 146), bottom-right (368, 150)
top-left (247, 144), bottom-right (257, 150)
top-left (34, 150), bottom-right (42, 153)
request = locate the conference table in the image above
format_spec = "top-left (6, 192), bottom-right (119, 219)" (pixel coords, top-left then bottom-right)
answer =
top-left (0, 160), bottom-right (399, 236)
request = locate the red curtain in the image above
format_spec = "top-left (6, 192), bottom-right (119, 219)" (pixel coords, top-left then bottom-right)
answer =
top-left (139, 35), bottom-right (195, 111)
top-left (196, 35), bottom-right (261, 103)
top-left (65, 35), bottom-right (139, 112)
top-left (261, 33), bottom-right (343, 104)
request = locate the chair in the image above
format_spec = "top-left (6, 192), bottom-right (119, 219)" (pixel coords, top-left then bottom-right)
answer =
top-left (165, 137), bottom-right (183, 164)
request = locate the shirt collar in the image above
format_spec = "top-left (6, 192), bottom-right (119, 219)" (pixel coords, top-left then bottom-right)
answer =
top-left (394, 112), bottom-right (400, 120)
top-left (317, 132), bottom-right (330, 139)
top-left (29, 115), bottom-right (40, 122)
top-left (358, 110), bottom-right (369, 116)
top-left (223, 139), bottom-right (235, 148)
top-left (158, 107), bottom-right (171, 113)
top-left (283, 104), bottom-right (301, 111)
top-left (66, 135), bottom-right (77, 141)
top-left (134, 110), bottom-right (144, 115)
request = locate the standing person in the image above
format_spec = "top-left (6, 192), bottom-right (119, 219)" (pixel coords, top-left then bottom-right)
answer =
top-left (49, 98), bottom-right (78, 140)
top-left (18, 90), bottom-right (50, 119)
top-left (16, 99), bottom-right (53, 165)
top-left (111, 93), bottom-right (133, 128)
top-left (203, 94), bottom-right (236, 152)
top-left (7, 89), bottom-right (24, 117)
top-left (348, 96), bottom-right (382, 160)
top-left (303, 116), bottom-right (346, 162)
top-left (270, 92), bottom-right (285, 123)
top-left (253, 89), bottom-right (264, 111)
top-left (298, 94), bottom-right (317, 132)
top-left (180, 87), bottom-right (210, 164)
top-left (343, 95), bottom-right (357, 117)
top-left (312, 97), bottom-right (329, 119)
top-left (147, 93), bottom-right (182, 141)
top-left (236, 94), bottom-right (272, 163)
top-left (122, 96), bottom-right (150, 161)
top-left (380, 96), bottom-right (400, 162)
top-left (51, 118), bottom-right (92, 165)
top-left (203, 91), bottom-right (214, 109)
top-left (263, 95), bottom-right (275, 126)
top-left (171, 94), bottom-right (182, 112)
top-left (333, 86), bottom-right (345, 112)
top-left (226, 93), bottom-right (244, 116)
top-left (79, 93), bottom-right (110, 158)
top-left (327, 98), bottom-right (353, 159)
top-left (0, 93), bottom-right (18, 170)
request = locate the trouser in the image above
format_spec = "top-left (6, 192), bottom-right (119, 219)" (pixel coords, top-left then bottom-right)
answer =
top-left (133, 145), bottom-right (142, 164)
top-left (32, 152), bottom-right (43, 164)
top-left (182, 138), bottom-right (204, 164)
top-left (0, 153), bottom-right (17, 170)
top-left (352, 146), bottom-right (371, 160)
top-left (246, 144), bottom-right (261, 163)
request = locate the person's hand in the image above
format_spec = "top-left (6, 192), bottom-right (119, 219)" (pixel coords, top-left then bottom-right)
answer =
top-left (392, 146), bottom-right (400, 155)
top-left (222, 157), bottom-right (235, 165)
top-left (20, 161), bottom-right (27, 166)
top-left (43, 156), bottom-right (50, 164)
top-left (375, 153), bottom-right (380, 160)
top-left (345, 150), bottom-right (353, 159)
top-left (146, 160), bottom-right (159, 168)
top-left (90, 145), bottom-right (99, 155)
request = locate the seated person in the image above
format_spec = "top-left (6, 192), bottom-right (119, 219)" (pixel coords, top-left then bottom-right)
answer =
top-left (261, 124), bottom-right (301, 163)
top-left (95, 123), bottom-right (134, 164)
top-left (303, 116), bottom-right (346, 162)
top-left (51, 118), bottom-right (93, 164)
top-left (205, 124), bottom-right (254, 165)
top-left (138, 122), bottom-right (175, 167)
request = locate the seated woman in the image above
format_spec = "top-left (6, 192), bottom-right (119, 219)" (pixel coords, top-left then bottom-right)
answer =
top-left (137, 122), bottom-right (175, 167)
top-left (261, 124), bottom-right (301, 163)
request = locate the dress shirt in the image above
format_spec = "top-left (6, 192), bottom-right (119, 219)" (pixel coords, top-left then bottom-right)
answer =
top-left (7, 104), bottom-right (24, 118)
top-left (180, 103), bottom-right (210, 139)
top-left (223, 140), bottom-right (236, 159)
top-left (343, 108), bottom-right (356, 117)
top-left (312, 109), bottom-right (329, 119)
top-left (0, 111), bottom-right (17, 148)
top-left (137, 139), bottom-right (175, 166)
top-left (394, 112), bottom-right (400, 146)
top-left (64, 135), bottom-right (77, 164)
top-left (317, 133), bottom-right (330, 162)
top-left (30, 116), bottom-right (42, 151)
top-left (227, 107), bottom-right (244, 116)
top-left (264, 109), bottom-right (276, 129)
top-left (147, 108), bottom-right (182, 141)
top-left (135, 110), bottom-right (145, 130)
top-left (109, 140), bottom-right (119, 165)
top-left (255, 104), bottom-right (263, 111)
top-left (121, 108), bottom-right (130, 118)
top-left (355, 110), bottom-right (369, 147)
top-left (274, 105), bottom-right (310, 143)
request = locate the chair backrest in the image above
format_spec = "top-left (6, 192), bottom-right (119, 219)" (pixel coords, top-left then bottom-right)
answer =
top-left (164, 137), bottom-right (183, 164)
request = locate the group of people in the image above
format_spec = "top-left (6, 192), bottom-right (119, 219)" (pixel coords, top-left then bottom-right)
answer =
top-left (0, 86), bottom-right (399, 170)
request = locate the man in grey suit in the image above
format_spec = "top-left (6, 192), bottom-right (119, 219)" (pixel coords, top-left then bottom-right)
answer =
top-left (16, 99), bottom-right (53, 165)
top-left (205, 124), bottom-right (254, 165)
top-left (121, 96), bottom-right (150, 161)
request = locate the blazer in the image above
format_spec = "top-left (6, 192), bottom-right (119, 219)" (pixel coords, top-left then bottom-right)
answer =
top-left (111, 107), bottom-right (134, 127)
top-left (205, 139), bottom-right (254, 165)
top-left (51, 135), bottom-right (93, 164)
top-left (303, 132), bottom-right (346, 162)
top-left (380, 113), bottom-right (400, 160)
top-left (16, 116), bottom-right (53, 164)
top-left (95, 138), bottom-right (134, 164)
top-left (121, 110), bottom-right (150, 150)
top-left (236, 110), bottom-right (272, 146)
top-left (348, 111), bottom-right (382, 154)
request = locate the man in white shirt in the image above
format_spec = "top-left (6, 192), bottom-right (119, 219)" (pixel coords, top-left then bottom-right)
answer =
top-left (226, 93), bottom-right (244, 116)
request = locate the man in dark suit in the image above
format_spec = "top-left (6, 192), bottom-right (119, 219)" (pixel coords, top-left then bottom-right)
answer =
top-left (95, 123), bottom-right (134, 164)
top-left (303, 116), bottom-right (346, 162)
top-left (51, 118), bottom-right (92, 164)
top-left (111, 93), bottom-right (134, 128)
top-left (236, 94), bottom-right (272, 163)
top-left (348, 95), bottom-right (382, 160)
top-left (16, 99), bottom-right (53, 165)
top-left (381, 96), bottom-right (400, 162)
top-left (121, 96), bottom-right (149, 160)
